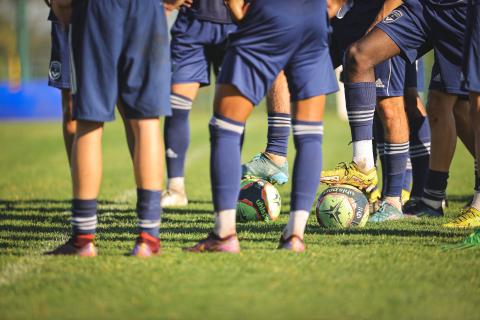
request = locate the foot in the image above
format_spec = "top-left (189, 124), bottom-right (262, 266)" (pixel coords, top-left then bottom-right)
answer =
top-left (45, 235), bottom-right (97, 257)
top-left (442, 229), bottom-right (480, 250)
top-left (278, 235), bottom-right (305, 252)
top-left (161, 189), bottom-right (188, 207)
top-left (132, 232), bottom-right (161, 257)
top-left (403, 197), bottom-right (420, 214)
top-left (242, 153), bottom-right (289, 185)
top-left (444, 207), bottom-right (480, 228)
top-left (321, 161), bottom-right (378, 192)
top-left (183, 232), bottom-right (240, 253)
top-left (404, 200), bottom-right (444, 218)
top-left (368, 200), bottom-right (404, 223)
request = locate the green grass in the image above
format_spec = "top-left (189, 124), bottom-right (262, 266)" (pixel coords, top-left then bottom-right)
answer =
top-left (1, 105), bottom-right (479, 320)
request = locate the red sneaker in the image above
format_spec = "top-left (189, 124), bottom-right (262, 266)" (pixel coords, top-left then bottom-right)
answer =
top-left (45, 234), bottom-right (97, 257)
top-left (132, 232), bottom-right (161, 257)
top-left (278, 235), bottom-right (305, 252)
top-left (184, 232), bottom-right (240, 253)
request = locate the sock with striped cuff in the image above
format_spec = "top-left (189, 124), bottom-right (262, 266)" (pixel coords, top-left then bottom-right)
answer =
top-left (383, 142), bottom-right (409, 202)
top-left (409, 116), bottom-right (430, 198)
top-left (266, 112), bottom-right (291, 157)
top-left (71, 199), bottom-right (97, 238)
top-left (422, 170), bottom-right (448, 209)
top-left (136, 189), bottom-right (161, 238)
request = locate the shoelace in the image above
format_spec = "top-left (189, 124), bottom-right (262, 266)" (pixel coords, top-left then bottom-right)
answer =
top-left (453, 209), bottom-right (480, 223)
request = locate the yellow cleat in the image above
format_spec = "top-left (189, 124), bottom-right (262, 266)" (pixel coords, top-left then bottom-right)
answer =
top-left (444, 207), bottom-right (480, 228)
top-left (321, 161), bottom-right (378, 192)
top-left (401, 189), bottom-right (411, 205)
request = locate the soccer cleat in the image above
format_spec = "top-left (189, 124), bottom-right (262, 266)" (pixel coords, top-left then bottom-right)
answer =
top-left (403, 197), bottom-right (420, 214)
top-left (132, 232), bottom-right (161, 257)
top-left (161, 189), bottom-right (188, 207)
top-left (401, 189), bottom-right (411, 205)
top-left (321, 161), bottom-right (378, 192)
top-left (404, 200), bottom-right (443, 218)
top-left (442, 229), bottom-right (480, 250)
top-left (443, 207), bottom-right (480, 228)
top-left (184, 232), bottom-right (240, 253)
top-left (242, 153), bottom-right (289, 185)
top-left (45, 235), bottom-right (97, 257)
top-left (368, 200), bottom-right (404, 223)
top-left (278, 235), bottom-right (305, 252)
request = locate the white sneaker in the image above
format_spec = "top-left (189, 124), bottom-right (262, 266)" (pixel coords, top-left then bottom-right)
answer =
top-left (161, 190), bottom-right (188, 207)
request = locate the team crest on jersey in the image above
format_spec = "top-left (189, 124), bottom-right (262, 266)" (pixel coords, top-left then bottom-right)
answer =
top-left (383, 10), bottom-right (403, 24)
top-left (49, 61), bottom-right (62, 81)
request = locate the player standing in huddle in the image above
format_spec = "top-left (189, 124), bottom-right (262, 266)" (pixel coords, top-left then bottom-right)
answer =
top-left (324, 0), bottom-right (431, 222)
top-left (163, 0), bottom-right (292, 207)
top-left (185, 0), bottom-right (338, 253)
top-left (322, 0), bottom-right (470, 219)
top-left (47, 0), bottom-right (182, 257)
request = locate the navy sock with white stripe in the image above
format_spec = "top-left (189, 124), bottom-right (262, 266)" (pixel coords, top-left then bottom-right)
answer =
top-left (345, 82), bottom-right (376, 141)
top-left (409, 116), bottom-right (431, 197)
top-left (291, 120), bottom-right (324, 211)
top-left (422, 170), bottom-right (448, 209)
top-left (137, 189), bottom-right (161, 238)
top-left (384, 142), bottom-right (409, 197)
top-left (71, 199), bottom-right (97, 236)
top-left (266, 112), bottom-right (291, 157)
top-left (164, 94), bottom-right (193, 179)
top-left (210, 114), bottom-right (245, 211)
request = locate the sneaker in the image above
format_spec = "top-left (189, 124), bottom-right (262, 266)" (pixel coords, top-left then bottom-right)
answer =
top-left (404, 200), bottom-right (444, 218)
top-left (403, 197), bottom-right (420, 214)
top-left (183, 232), bottom-right (240, 253)
top-left (321, 161), bottom-right (378, 192)
top-left (444, 207), bottom-right (480, 228)
top-left (278, 235), bottom-right (305, 252)
top-left (442, 229), bottom-right (480, 250)
top-left (45, 235), bottom-right (97, 257)
top-left (368, 200), bottom-right (404, 223)
top-left (132, 232), bottom-right (161, 257)
top-left (161, 189), bottom-right (188, 207)
top-left (242, 153), bottom-right (289, 185)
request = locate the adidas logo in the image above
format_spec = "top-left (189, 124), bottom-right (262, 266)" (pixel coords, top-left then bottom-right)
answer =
top-left (432, 73), bottom-right (441, 82)
top-left (375, 78), bottom-right (385, 88)
top-left (166, 148), bottom-right (178, 159)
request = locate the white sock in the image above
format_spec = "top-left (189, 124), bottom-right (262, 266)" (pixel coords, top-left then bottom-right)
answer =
top-left (167, 177), bottom-right (185, 193)
top-left (470, 191), bottom-right (480, 210)
top-left (283, 210), bottom-right (310, 239)
top-left (422, 197), bottom-right (442, 210)
top-left (214, 209), bottom-right (236, 238)
top-left (352, 140), bottom-right (375, 172)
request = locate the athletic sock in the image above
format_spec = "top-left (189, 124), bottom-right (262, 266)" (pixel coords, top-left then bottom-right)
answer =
top-left (345, 82), bottom-right (376, 172)
top-left (287, 120), bottom-right (323, 237)
top-left (422, 170), bottom-right (448, 209)
top-left (384, 142), bottom-right (409, 202)
top-left (266, 112), bottom-right (291, 157)
top-left (71, 199), bottom-right (97, 238)
top-left (209, 114), bottom-right (245, 214)
top-left (470, 191), bottom-right (480, 211)
top-left (164, 94), bottom-right (192, 180)
top-left (136, 189), bottom-right (161, 238)
top-left (214, 210), bottom-right (236, 238)
top-left (167, 177), bottom-right (185, 194)
top-left (408, 116), bottom-right (431, 198)
top-left (403, 158), bottom-right (413, 192)
top-left (284, 210), bottom-right (309, 239)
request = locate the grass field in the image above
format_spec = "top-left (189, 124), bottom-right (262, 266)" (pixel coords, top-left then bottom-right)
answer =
top-left (1, 103), bottom-right (479, 320)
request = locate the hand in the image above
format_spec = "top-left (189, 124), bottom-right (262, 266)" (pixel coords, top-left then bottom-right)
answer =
top-left (327, 0), bottom-right (347, 19)
top-left (225, 0), bottom-right (250, 22)
top-left (164, 0), bottom-right (189, 13)
top-left (366, 0), bottom-right (403, 34)
top-left (50, 0), bottom-right (73, 28)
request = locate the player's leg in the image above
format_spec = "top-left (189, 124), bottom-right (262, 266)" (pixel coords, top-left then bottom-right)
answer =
top-left (61, 89), bottom-right (76, 164)
top-left (117, 98), bottom-right (135, 160)
top-left (242, 71), bottom-right (291, 185)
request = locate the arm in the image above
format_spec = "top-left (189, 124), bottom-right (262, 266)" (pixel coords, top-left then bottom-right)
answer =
top-left (50, 0), bottom-right (73, 27)
top-left (225, 0), bottom-right (250, 23)
top-left (164, 0), bottom-right (191, 14)
top-left (367, 0), bottom-right (404, 33)
top-left (327, 0), bottom-right (347, 20)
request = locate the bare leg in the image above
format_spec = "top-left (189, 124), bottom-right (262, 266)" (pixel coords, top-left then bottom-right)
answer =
top-left (117, 99), bottom-right (135, 160)
top-left (61, 89), bottom-right (76, 166)
top-left (453, 99), bottom-right (476, 157)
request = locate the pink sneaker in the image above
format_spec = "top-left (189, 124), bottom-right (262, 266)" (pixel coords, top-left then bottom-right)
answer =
top-left (46, 235), bottom-right (97, 257)
top-left (184, 232), bottom-right (240, 253)
top-left (278, 235), bottom-right (305, 252)
top-left (132, 232), bottom-right (161, 257)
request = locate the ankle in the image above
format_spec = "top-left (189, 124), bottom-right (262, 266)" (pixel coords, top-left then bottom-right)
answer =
top-left (264, 152), bottom-right (287, 166)
top-left (167, 177), bottom-right (185, 193)
top-left (383, 196), bottom-right (402, 210)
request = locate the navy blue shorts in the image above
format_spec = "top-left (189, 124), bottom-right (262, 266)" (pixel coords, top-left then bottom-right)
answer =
top-left (70, 0), bottom-right (171, 122)
top-left (463, 1), bottom-right (480, 93)
top-left (375, 57), bottom-right (425, 97)
top-left (218, 0), bottom-right (338, 105)
top-left (377, 0), bottom-right (468, 95)
top-left (48, 12), bottom-right (70, 90)
top-left (171, 11), bottom-right (237, 86)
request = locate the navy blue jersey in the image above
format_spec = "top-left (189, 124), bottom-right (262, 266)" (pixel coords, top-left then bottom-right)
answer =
top-left (187, 0), bottom-right (233, 24)
top-left (426, 0), bottom-right (467, 5)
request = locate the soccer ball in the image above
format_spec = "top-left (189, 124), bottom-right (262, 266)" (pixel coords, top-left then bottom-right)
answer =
top-left (236, 178), bottom-right (281, 222)
top-left (315, 184), bottom-right (369, 228)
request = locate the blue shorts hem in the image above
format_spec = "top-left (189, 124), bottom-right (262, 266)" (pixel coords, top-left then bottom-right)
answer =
top-left (376, 89), bottom-right (404, 97)
top-left (171, 77), bottom-right (210, 86)
top-left (375, 25), bottom-right (416, 64)
top-left (48, 81), bottom-right (71, 90)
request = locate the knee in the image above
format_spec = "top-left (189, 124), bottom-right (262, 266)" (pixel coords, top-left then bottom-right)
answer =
top-left (344, 42), bottom-right (373, 76)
